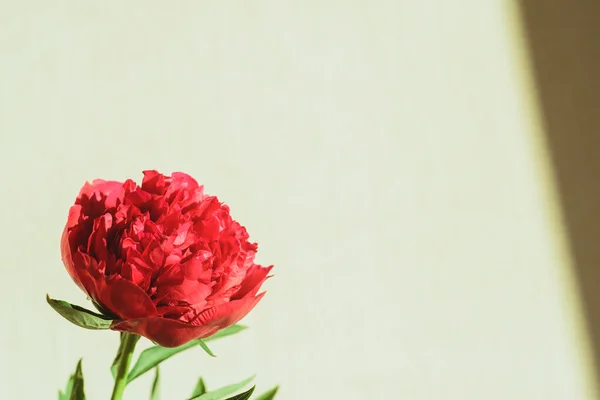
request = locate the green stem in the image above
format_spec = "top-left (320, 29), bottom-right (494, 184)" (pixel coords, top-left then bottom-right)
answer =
top-left (110, 333), bottom-right (139, 400)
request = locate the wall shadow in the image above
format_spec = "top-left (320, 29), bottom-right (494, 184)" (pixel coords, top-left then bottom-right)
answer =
top-left (518, 0), bottom-right (600, 382)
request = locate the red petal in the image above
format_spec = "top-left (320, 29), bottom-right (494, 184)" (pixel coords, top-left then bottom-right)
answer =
top-left (60, 226), bottom-right (84, 291)
top-left (112, 317), bottom-right (221, 348)
top-left (111, 292), bottom-right (265, 347)
top-left (77, 267), bottom-right (104, 305)
top-left (77, 180), bottom-right (126, 208)
top-left (125, 190), bottom-right (153, 208)
top-left (154, 263), bottom-right (184, 286)
top-left (141, 170), bottom-right (167, 194)
top-left (153, 279), bottom-right (212, 307)
top-left (104, 276), bottom-right (158, 319)
top-left (66, 205), bottom-right (82, 229)
top-left (121, 260), bottom-right (153, 288)
top-left (231, 265), bottom-right (273, 300)
top-left (170, 172), bottom-right (200, 190)
top-left (68, 250), bottom-right (106, 303)
top-left (88, 214), bottom-right (112, 262)
top-left (196, 291), bottom-right (266, 326)
top-left (181, 253), bottom-right (212, 281)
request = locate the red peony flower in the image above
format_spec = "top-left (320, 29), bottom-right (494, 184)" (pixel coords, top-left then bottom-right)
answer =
top-left (61, 170), bottom-right (272, 347)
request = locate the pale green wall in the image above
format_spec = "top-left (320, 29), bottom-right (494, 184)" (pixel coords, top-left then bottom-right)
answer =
top-left (0, 1), bottom-right (594, 398)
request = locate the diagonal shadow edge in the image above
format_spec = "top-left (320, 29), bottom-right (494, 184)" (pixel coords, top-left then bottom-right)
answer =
top-left (517, 0), bottom-right (600, 388)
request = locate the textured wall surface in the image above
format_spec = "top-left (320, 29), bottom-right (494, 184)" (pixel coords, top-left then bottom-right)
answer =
top-left (0, 1), bottom-right (595, 399)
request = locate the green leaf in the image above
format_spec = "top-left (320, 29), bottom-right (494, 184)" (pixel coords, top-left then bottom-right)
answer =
top-left (70, 359), bottom-right (86, 400)
top-left (188, 375), bottom-right (254, 400)
top-left (224, 386), bottom-right (255, 400)
top-left (127, 339), bottom-right (214, 383)
top-left (190, 378), bottom-right (207, 398)
top-left (197, 339), bottom-right (216, 357)
top-left (47, 295), bottom-right (113, 330)
top-left (127, 325), bottom-right (247, 383)
top-left (59, 359), bottom-right (86, 400)
top-left (58, 374), bottom-right (73, 400)
top-left (150, 367), bottom-right (160, 400)
top-left (203, 325), bottom-right (248, 342)
top-left (253, 386), bottom-right (279, 400)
